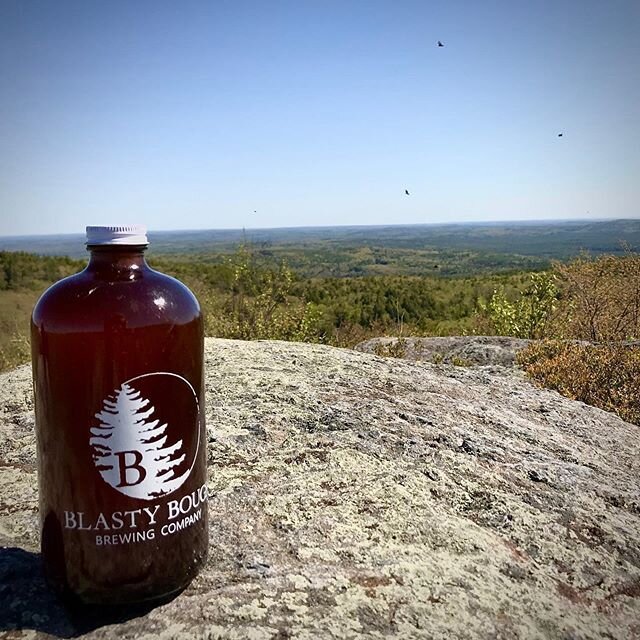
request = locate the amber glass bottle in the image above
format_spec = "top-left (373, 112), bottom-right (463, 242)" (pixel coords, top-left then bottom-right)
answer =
top-left (31, 225), bottom-right (208, 604)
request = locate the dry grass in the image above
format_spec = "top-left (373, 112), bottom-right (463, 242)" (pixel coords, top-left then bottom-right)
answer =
top-left (0, 290), bottom-right (40, 372)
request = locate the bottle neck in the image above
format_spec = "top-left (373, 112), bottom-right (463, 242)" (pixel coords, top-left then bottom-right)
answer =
top-left (86, 245), bottom-right (150, 279)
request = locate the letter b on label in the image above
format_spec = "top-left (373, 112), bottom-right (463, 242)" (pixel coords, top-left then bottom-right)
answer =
top-left (115, 450), bottom-right (146, 487)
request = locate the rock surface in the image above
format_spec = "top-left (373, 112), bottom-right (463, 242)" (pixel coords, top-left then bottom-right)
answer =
top-left (1, 337), bottom-right (639, 639)
top-left (355, 335), bottom-right (531, 367)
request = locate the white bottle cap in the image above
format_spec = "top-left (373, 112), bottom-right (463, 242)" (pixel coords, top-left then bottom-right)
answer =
top-left (86, 225), bottom-right (148, 246)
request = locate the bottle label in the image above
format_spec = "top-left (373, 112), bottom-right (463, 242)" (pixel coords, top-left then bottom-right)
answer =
top-left (90, 372), bottom-right (199, 499)
top-left (59, 372), bottom-right (206, 547)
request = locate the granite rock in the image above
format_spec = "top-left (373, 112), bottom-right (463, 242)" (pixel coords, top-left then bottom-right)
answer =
top-left (1, 338), bottom-right (639, 639)
top-left (355, 335), bottom-right (532, 367)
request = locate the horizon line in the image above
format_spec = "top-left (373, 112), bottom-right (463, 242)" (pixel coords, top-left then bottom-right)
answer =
top-left (0, 216), bottom-right (636, 241)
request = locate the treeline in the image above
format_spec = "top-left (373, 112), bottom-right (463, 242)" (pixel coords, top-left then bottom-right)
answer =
top-left (0, 251), bottom-right (83, 291)
top-left (0, 248), bottom-right (536, 371)
top-left (230, 245), bottom-right (548, 278)
top-left (294, 273), bottom-right (530, 337)
top-left (151, 249), bottom-right (535, 344)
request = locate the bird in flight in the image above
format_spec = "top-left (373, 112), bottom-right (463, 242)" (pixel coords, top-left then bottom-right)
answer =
top-left (405, 189), bottom-right (410, 196)
top-left (558, 133), bottom-right (563, 137)
top-left (437, 40), bottom-right (444, 47)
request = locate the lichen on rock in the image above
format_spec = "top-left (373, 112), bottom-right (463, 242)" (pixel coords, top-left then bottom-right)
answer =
top-left (1, 338), bottom-right (639, 639)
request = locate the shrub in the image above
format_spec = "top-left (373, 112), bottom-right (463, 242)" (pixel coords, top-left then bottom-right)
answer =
top-left (517, 341), bottom-right (640, 425)
top-left (551, 252), bottom-right (640, 341)
top-left (476, 272), bottom-right (559, 338)
top-left (476, 252), bottom-right (640, 343)
top-left (373, 338), bottom-right (409, 359)
top-left (207, 245), bottom-right (323, 342)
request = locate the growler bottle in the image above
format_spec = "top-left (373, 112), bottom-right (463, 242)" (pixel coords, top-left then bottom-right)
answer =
top-left (31, 225), bottom-right (208, 604)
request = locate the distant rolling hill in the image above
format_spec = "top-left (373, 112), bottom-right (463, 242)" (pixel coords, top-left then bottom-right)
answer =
top-left (0, 219), bottom-right (638, 261)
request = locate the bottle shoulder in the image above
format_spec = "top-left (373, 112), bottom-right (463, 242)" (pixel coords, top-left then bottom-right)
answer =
top-left (32, 267), bottom-right (201, 331)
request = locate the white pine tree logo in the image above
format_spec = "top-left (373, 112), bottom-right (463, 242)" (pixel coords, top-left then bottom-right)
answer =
top-left (90, 382), bottom-right (191, 500)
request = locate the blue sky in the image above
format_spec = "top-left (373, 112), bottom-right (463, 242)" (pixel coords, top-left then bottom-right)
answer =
top-left (1, 0), bottom-right (638, 236)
